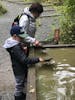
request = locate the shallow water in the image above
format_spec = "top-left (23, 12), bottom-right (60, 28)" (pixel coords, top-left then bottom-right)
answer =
top-left (35, 48), bottom-right (75, 100)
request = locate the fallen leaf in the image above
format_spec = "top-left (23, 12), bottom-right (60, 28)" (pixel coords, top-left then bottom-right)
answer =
top-left (29, 88), bottom-right (35, 93)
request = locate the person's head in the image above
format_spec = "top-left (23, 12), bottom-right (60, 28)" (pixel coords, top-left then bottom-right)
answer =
top-left (29, 2), bottom-right (43, 18)
top-left (10, 25), bottom-right (26, 42)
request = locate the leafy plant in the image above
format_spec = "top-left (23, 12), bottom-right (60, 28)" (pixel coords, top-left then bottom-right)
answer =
top-left (60, 21), bottom-right (75, 44)
top-left (0, 3), bottom-right (7, 15)
top-left (60, 0), bottom-right (75, 44)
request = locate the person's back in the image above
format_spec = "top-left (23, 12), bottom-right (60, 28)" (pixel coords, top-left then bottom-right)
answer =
top-left (19, 2), bottom-right (43, 45)
top-left (19, 7), bottom-right (36, 38)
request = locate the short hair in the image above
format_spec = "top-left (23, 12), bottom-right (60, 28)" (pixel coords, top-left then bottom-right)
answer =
top-left (29, 2), bottom-right (43, 14)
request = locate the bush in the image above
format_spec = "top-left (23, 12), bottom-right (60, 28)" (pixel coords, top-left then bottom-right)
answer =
top-left (61, 21), bottom-right (75, 44)
top-left (0, 3), bottom-right (7, 15)
top-left (60, 0), bottom-right (75, 44)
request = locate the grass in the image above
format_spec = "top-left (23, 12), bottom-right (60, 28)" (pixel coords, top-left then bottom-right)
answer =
top-left (0, 3), bottom-right (7, 15)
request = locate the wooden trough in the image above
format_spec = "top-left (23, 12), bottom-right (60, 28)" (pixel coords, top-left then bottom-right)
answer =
top-left (25, 44), bottom-right (75, 100)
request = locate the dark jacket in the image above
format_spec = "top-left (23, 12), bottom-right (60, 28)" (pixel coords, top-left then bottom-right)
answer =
top-left (6, 43), bottom-right (39, 76)
top-left (3, 37), bottom-right (40, 75)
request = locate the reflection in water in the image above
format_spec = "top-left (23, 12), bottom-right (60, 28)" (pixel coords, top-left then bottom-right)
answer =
top-left (36, 48), bottom-right (75, 100)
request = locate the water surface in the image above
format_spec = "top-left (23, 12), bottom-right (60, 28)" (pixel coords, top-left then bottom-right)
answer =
top-left (35, 48), bottom-right (75, 100)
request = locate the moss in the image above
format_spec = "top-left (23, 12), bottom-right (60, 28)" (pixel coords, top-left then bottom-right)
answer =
top-left (0, 3), bottom-right (7, 15)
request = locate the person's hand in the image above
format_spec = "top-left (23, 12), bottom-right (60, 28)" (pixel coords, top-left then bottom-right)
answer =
top-left (39, 57), bottom-right (44, 62)
top-left (33, 40), bottom-right (40, 46)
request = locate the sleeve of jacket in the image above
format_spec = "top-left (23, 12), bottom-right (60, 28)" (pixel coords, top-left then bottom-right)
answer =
top-left (19, 15), bottom-right (36, 43)
top-left (13, 45), bottom-right (40, 65)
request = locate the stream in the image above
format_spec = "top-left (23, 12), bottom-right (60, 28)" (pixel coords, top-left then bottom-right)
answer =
top-left (36, 48), bottom-right (75, 100)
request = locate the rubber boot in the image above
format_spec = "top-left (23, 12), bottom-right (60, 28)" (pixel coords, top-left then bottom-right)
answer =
top-left (15, 93), bottom-right (26, 100)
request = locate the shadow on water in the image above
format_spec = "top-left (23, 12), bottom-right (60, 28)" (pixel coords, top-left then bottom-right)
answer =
top-left (35, 48), bottom-right (75, 100)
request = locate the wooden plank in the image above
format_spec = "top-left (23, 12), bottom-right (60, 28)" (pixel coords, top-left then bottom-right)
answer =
top-left (26, 67), bottom-right (36, 100)
top-left (40, 14), bottom-right (62, 18)
top-left (33, 44), bottom-right (75, 49)
top-left (42, 44), bottom-right (75, 48)
top-left (26, 48), bottom-right (36, 100)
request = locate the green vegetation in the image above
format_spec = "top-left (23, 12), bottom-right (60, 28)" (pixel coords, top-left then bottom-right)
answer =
top-left (60, 0), bottom-right (75, 44)
top-left (0, 3), bottom-right (7, 15)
